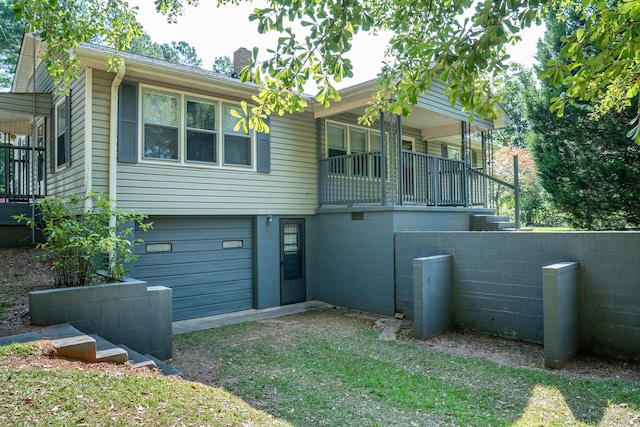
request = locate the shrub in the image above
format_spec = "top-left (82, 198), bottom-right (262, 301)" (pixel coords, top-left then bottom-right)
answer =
top-left (15, 192), bottom-right (152, 287)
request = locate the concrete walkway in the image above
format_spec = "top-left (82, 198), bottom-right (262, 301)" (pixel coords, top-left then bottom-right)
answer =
top-left (172, 300), bottom-right (334, 335)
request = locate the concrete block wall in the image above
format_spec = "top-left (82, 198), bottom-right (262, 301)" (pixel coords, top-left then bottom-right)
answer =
top-left (314, 210), bottom-right (396, 315)
top-left (29, 278), bottom-right (172, 359)
top-left (395, 231), bottom-right (640, 361)
top-left (314, 207), bottom-right (486, 316)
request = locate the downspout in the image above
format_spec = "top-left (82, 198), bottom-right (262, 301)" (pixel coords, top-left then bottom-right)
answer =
top-left (108, 65), bottom-right (126, 271)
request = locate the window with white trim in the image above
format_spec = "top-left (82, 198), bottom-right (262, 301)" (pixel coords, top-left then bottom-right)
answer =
top-left (186, 99), bottom-right (217, 163)
top-left (223, 104), bottom-right (251, 166)
top-left (140, 86), bottom-right (254, 168)
top-left (143, 90), bottom-right (179, 160)
top-left (325, 121), bottom-right (383, 157)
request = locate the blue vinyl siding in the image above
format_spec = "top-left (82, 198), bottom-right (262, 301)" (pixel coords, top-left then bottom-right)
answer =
top-left (133, 216), bottom-right (253, 320)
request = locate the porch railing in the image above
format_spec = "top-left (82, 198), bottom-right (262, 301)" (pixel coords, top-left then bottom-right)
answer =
top-left (0, 141), bottom-right (45, 203)
top-left (319, 151), bottom-right (519, 218)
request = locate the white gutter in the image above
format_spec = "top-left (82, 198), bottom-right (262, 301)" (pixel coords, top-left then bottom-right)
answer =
top-left (109, 65), bottom-right (125, 211)
top-left (108, 65), bottom-right (126, 274)
top-left (84, 68), bottom-right (93, 207)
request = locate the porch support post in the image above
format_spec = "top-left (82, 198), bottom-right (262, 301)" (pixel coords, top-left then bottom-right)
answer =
top-left (380, 111), bottom-right (386, 207)
top-left (397, 114), bottom-right (403, 206)
top-left (460, 121), bottom-right (469, 206)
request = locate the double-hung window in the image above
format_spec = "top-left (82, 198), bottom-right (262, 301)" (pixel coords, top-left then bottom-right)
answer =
top-left (140, 86), bottom-right (254, 168)
top-left (186, 99), bottom-right (217, 163)
top-left (223, 104), bottom-right (251, 166)
top-left (143, 90), bottom-right (179, 160)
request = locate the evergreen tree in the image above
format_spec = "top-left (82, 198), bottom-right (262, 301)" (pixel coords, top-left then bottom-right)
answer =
top-left (0, 0), bottom-right (24, 90)
top-left (527, 10), bottom-right (640, 230)
top-left (127, 33), bottom-right (202, 68)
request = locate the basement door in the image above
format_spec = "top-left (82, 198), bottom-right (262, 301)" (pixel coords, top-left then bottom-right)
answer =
top-left (280, 219), bottom-right (306, 305)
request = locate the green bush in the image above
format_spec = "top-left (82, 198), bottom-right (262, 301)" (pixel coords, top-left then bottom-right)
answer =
top-left (15, 192), bottom-right (152, 287)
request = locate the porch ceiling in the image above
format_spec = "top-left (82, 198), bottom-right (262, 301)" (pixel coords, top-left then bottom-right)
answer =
top-left (312, 79), bottom-right (485, 137)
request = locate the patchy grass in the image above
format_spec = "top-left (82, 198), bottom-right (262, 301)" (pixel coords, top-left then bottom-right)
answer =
top-left (174, 309), bottom-right (640, 427)
top-left (0, 344), bottom-right (289, 426)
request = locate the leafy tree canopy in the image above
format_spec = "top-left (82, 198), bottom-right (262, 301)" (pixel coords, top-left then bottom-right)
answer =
top-left (11, 0), bottom-right (640, 137)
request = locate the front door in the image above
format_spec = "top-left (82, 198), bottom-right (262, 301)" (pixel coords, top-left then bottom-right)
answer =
top-left (280, 219), bottom-right (306, 305)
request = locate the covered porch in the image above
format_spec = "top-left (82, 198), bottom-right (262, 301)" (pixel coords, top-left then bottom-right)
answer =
top-left (314, 80), bottom-right (513, 212)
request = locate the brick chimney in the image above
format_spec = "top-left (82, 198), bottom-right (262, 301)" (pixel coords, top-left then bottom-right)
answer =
top-left (233, 47), bottom-right (251, 76)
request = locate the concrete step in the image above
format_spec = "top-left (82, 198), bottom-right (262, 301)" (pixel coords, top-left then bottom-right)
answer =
top-left (41, 323), bottom-right (85, 340)
top-left (0, 331), bottom-right (40, 346)
top-left (90, 335), bottom-right (128, 364)
top-left (145, 353), bottom-right (182, 376)
top-left (118, 344), bottom-right (157, 369)
top-left (53, 334), bottom-right (97, 361)
top-left (470, 214), bottom-right (516, 231)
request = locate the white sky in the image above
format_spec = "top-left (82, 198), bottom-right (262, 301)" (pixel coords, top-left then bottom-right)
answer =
top-left (128, 0), bottom-right (545, 86)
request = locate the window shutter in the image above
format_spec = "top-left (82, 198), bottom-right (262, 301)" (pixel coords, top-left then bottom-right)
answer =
top-left (118, 81), bottom-right (138, 163)
top-left (49, 106), bottom-right (55, 173)
top-left (441, 144), bottom-right (448, 158)
top-left (256, 116), bottom-right (271, 173)
top-left (64, 94), bottom-right (71, 166)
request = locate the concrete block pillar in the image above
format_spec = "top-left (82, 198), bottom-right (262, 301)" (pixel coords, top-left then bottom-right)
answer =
top-left (543, 262), bottom-right (579, 369)
top-left (147, 286), bottom-right (173, 359)
top-left (413, 254), bottom-right (452, 339)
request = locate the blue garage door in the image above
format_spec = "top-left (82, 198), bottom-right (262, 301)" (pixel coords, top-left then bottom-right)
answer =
top-left (133, 216), bottom-right (253, 321)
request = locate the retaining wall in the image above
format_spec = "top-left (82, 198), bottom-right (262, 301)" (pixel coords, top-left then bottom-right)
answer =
top-left (395, 231), bottom-right (640, 362)
top-left (29, 277), bottom-right (172, 359)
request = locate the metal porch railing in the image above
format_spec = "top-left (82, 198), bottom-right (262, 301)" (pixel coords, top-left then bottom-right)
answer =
top-left (0, 140), bottom-right (46, 203)
top-left (319, 151), bottom-right (519, 221)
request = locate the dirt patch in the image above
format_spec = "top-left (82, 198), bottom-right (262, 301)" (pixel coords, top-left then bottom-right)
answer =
top-left (0, 248), bottom-right (53, 336)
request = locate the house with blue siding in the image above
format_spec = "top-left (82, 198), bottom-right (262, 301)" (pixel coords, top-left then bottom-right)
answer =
top-left (0, 34), bottom-right (511, 320)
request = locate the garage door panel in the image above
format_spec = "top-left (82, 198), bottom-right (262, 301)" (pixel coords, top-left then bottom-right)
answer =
top-left (134, 259), bottom-right (252, 277)
top-left (134, 216), bottom-right (254, 320)
top-left (134, 250), bottom-right (252, 268)
top-left (171, 280), bottom-right (252, 299)
top-left (135, 271), bottom-right (250, 288)
top-left (148, 217), bottom-right (250, 231)
top-left (142, 227), bottom-right (252, 241)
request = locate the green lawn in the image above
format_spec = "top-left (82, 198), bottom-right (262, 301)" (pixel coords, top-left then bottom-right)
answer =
top-left (0, 344), bottom-right (289, 426)
top-left (174, 309), bottom-right (640, 427)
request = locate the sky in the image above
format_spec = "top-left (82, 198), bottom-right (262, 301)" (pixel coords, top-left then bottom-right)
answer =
top-left (128, 0), bottom-right (545, 86)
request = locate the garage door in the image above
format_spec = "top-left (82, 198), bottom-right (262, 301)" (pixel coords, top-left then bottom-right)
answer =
top-left (132, 216), bottom-right (253, 321)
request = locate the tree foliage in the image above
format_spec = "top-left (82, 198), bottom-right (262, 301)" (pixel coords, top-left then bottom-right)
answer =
top-left (11, 0), bottom-right (640, 139)
top-left (128, 32), bottom-right (202, 68)
top-left (0, 0), bottom-right (24, 89)
top-left (527, 9), bottom-right (640, 230)
top-left (492, 64), bottom-right (537, 148)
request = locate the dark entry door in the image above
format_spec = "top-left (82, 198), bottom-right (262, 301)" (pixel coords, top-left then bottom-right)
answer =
top-left (280, 219), bottom-right (306, 305)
